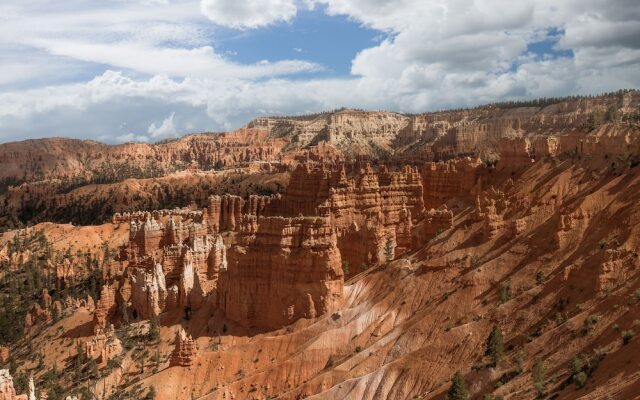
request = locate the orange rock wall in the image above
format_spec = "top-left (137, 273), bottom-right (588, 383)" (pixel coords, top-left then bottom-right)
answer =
top-left (222, 216), bottom-right (344, 329)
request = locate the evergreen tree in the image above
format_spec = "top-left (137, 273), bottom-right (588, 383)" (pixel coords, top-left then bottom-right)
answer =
top-left (384, 237), bottom-right (394, 263)
top-left (446, 372), bottom-right (469, 400)
top-left (75, 341), bottom-right (86, 380)
top-left (147, 313), bottom-right (160, 341)
top-left (484, 326), bottom-right (504, 366)
top-left (605, 105), bottom-right (620, 122)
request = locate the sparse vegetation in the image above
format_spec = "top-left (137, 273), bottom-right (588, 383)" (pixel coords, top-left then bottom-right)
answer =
top-left (485, 326), bottom-right (504, 366)
top-left (470, 255), bottom-right (480, 268)
top-left (622, 330), bottom-right (634, 345)
top-left (532, 359), bottom-right (546, 396)
top-left (445, 372), bottom-right (469, 400)
top-left (384, 237), bottom-right (394, 263)
top-left (582, 315), bottom-right (600, 335)
top-left (147, 313), bottom-right (160, 342)
top-left (499, 281), bottom-right (512, 304)
top-left (535, 271), bottom-right (545, 285)
top-left (567, 351), bottom-right (605, 390)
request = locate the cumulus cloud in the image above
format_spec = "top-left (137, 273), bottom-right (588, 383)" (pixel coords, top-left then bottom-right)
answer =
top-left (0, 0), bottom-right (638, 143)
top-left (148, 112), bottom-right (177, 138)
top-left (200, 0), bottom-right (297, 29)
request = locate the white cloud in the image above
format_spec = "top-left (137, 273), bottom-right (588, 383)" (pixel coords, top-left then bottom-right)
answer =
top-left (116, 133), bottom-right (151, 143)
top-left (0, 0), bottom-right (638, 144)
top-left (29, 40), bottom-right (320, 80)
top-left (148, 112), bottom-right (177, 138)
top-left (200, 0), bottom-right (297, 29)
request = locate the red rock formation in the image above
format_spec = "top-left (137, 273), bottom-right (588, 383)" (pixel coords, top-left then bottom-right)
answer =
top-left (83, 325), bottom-right (122, 365)
top-left (178, 252), bottom-right (195, 309)
top-left (207, 235), bottom-right (227, 280)
top-left (203, 194), bottom-right (270, 234)
top-left (0, 348), bottom-right (8, 365)
top-left (93, 284), bottom-right (117, 333)
top-left (556, 208), bottom-right (596, 248)
top-left (422, 207), bottom-right (454, 239)
top-left (267, 162), bottom-right (425, 269)
top-left (597, 248), bottom-right (639, 291)
top-left (0, 370), bottom-right (26, 400)
top-left (223, 216), bottom-right (344, 329)
top-left (94, 159), bottom-right (481, 329)
top-left (169, 328), bottom-right (198, 367)
top-left (497, 137), bottom-right (535, 169)
top-left (24, 303), bottom-right (52, 334)
top-left (130, 263), bottom-right (167, 319)
top-left (421, 158), bottom-right (484, 210)
top-left (0, 370), bottom-right (16, 400)
top-left (41, 289), bottom-right (52, 309)
top-left (129, 217), bottom-right (163, 257)
top-left (482, 200), bottom-right (508, 241)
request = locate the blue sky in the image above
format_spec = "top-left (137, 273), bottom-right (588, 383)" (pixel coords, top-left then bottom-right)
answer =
top-left (215, 8), bottom-right (384, 78)
top-left (0, 0), bottom-right (638, 143)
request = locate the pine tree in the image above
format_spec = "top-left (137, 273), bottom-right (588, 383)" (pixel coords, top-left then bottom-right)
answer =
top-left (121, 302), bottom-right (129, 325)
top-left (384, 237), bottom-right (394, 263)
top-left (605, 105), bottom-right (620, 122)
top-left (75, 341), bottom-right (85, 380)
top-left (485, 325), bottom-right (504, 366)
top-left (446, 372), bottom-right (469, 400)
top-left (147, 313), bottom-right (160, 341)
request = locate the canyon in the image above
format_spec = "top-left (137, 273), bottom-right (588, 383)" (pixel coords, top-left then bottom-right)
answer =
top-left (1, 91), bottom-right (640, 399)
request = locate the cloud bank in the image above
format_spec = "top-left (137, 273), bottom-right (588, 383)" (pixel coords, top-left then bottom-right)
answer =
top-left (0, 0), bottom-right (638, 143)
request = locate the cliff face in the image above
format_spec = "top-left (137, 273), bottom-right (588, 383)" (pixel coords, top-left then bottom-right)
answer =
top-left (0, 129), bottom-right (286, 184)
top-left (1, 91), bottom-right (637, 191)
top-left (223, 216), bottom-right (343, 329)
top-left (109, 186), bottom-right (346, 330)
top-left (85, 155), bottom-right (488, 331)
top-left (2, 91), bottom-right (639, 231)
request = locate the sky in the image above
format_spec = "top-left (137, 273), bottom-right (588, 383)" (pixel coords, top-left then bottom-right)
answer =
top-left (0, 0), bottom-right (638, 143)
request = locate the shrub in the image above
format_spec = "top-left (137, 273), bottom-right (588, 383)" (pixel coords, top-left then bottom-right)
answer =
top-left (342, 261), bottom-right (350, 276)
top-left (573, 371), bottom-right (588, 388)
top-left (582, 315), bottom-right (599, 335)
top-left (532, 359), bottom-right (546, 394)
top-left (568, 352), bottom-right (602, 389)
top-left (513, 351), bottom-right (524, 374)
top-left (535, 271), bottom-right (545, 285)
top-left (470, 255), bottom-right (480, 268)
top-left (499, 281), bottom-right (512, 304)
top-left (622, 330), bottom-right (634, 345)
top-left (145, 386), bottom-right (157, 400)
